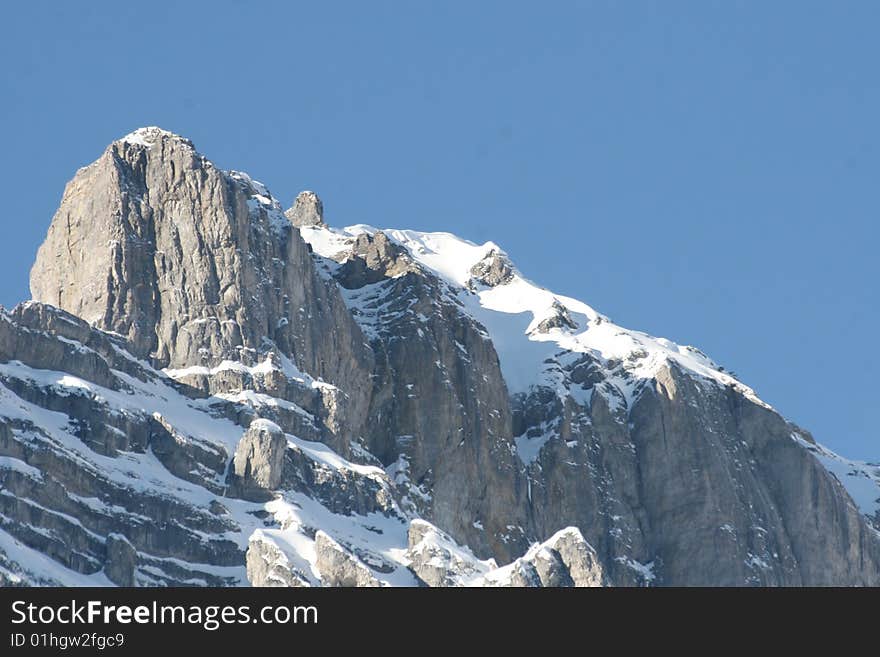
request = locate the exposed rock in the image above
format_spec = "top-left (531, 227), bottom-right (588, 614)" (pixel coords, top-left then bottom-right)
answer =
top-left (543, 528), bottom-right (606, 587)
top-left (282, 440), bottom-right (398, 517)
top-left (531, 299), bottom-right (579, 334)
top-left (314, 531), bottom-right (381, 587)
top-left (29, 129), bottom-right (374, 452)
top-left (285, 190), bottom-right (324, 227)
top-left (529, 548), bottom-right (574, 587)
top-left (350, 266), bottom-right (531, 561)
top-left (229, 419), bottom-right (288, 500)
top-left (0, 307), bottom-right (121, 391)
top-left (246, 532), bottom-right (311, 587)
top-left (497, 560), bottom-right (543, 587)
top-left (405, 520), bottom-right (491, 587)
top-left (336, 231), bottom-right (415, 288)
top-left (468, 248), bottom-right (515, 288)
top-left (104, 534), bottom-right (137, 587)
top-left (477, 527), bottom-right (604, 587)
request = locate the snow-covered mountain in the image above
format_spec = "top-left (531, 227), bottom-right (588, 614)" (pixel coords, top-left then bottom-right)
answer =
top-left (1, 127), bottom-right (877, 586)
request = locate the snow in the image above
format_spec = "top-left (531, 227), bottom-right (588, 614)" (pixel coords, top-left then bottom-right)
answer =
top-left (301, 223), bottom-right (763, 404)
top-left (119, 127), bottom-right (186, 149)
top-left (286, 432), bottom-right (386, 478)
top-left (0, 354), bottom-right (280, 585)
top-left (262, 494), bottom-right (420, 587)
top-left (228, 170), bottom-right (289, 234)
top-left (514, 431), bottom-right (553, 466)
top-left (0, 455), bottom-right (43, 480)
top-left (211, 389), bottom-right (316, 423)
top-left (298, 225), bottom-right (356, 260)
top-left (0, 343), bottom-right (418, 586)
top-left (615, 556), bottom-right (656, 584)
top-left (250, 418), bottom-right (283, 434)
top-left (3, 206), bottom-right (875, 586)
top-left (0, 527), bottom-right (114, 586)
top-left (164, 352), bottom-right (334, 392)
top-left (791, 432), bottom-right (880, 522)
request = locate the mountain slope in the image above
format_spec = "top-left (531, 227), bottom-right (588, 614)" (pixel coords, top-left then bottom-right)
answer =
top-left (299, 222), bottom-right (880, 585)
top-left (1, 127), bottom-right (877, 586)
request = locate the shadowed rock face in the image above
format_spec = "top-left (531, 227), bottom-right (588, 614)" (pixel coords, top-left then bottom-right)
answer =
top-left (520, 361), bottom-right (880, 585)
top-left (4, 127), bottom-right (879, 587)
top-left (316, 231), bottom-right (531, 560)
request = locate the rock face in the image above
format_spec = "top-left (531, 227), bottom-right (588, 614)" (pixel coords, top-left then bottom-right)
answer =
top-left (539, 528), bottom-right (605, 587)
top-left (284, 190), bottom-right (324, 227)
top-left (104, 534), bottom-right (138, 587)
top-left (518, 361), bottom-right (880, 585)
top-left (405, 519), bottom-right (490, 587)
top-left (247, 532), bottom-right (310, 587)
top-left (229, 419), bottom-right (288, 499)
top-left (403, 520), bottom-right (606, 587)
top-left (314, 531), bottom-right (381, 587)
top-left (3, 127), bottom-right (879, 587)
top-left (30, 128), bottom-right (373, 449)
top-left (321, 230), bottom-right (531, 560)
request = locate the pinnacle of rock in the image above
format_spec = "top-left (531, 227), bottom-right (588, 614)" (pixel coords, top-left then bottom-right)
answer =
top-left (285, 190), bottom-right (324, 227)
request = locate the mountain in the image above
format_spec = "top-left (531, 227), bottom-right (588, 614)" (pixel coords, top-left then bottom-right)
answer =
top-left (1, 126), bottom-right (877, 586)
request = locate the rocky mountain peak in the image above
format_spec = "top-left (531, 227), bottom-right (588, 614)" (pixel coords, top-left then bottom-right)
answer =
top-left (5, 130), bottom-right (880, 588)
top-left (285, 190), bottom-right (324, 227)
top-left (468, 248), bottom-right (515, 288)
top-left (28, 129), bottom-right (375, 444)
top-left (118, 126), bottom-right (195, 150)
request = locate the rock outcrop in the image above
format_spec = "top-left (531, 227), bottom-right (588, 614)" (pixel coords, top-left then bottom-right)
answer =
top-left (316, 233), bottom-right (532, 561)
top-left (284, 190), bottom-right (324, 227)
top-left (314, 531), bottom-right (381, 587)
top-left (405, 519), bottom-right (491, 587)
top-left (468, 248), bottom-right (515, 288)
top-left (229, 419), bottom-right (288, 500)
top-left (247, 532), bottom-right (311, 587)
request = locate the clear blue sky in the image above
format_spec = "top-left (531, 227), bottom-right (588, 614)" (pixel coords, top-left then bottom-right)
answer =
top-left (1, 2), bottom-right (877, 459)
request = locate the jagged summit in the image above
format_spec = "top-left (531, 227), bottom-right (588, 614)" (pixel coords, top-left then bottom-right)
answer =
top-left (29, 129), bottom-right (373, 427)
top-left (119, 126), bottom-right (195, 149)
top-left (285, 190), bottom-right (324, 227)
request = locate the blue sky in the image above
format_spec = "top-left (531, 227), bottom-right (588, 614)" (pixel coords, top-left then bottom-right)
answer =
top-left (1, 2), bottom-right (877, 458)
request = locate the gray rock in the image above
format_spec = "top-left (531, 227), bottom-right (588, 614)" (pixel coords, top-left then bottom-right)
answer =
top-left (229, 420), bottom-right (288, 499)
top-left (405, 520), bottom-right (489, 587)
top-left (530, 548), bottom-right (574, 587)
top-left (544, 528), bottom-right (606, 587)
top-left (30, 129), bottom-right (374, 456)
top-left (282, 440), bottom-right (398, 517)
top-left (321, 243), bottom-right (532, 561)
top-left (504, 560), bottom-right (543, 587)
top-left (468, 249), bottom-right (515, 288)
top-left (531, 300), bottom-right (579, 334)
top-left (284, 190), bottom-right (324, 227)
top-left (314, 531), bottom-right (381, 587)
top-left (336, 231), bottom-right (415, 288)
top-left (6, 127), bottom-right (879, 589)
top-left (0, 306), bottom-right (256, 586)
top-left (246, 534), bottom-right (310, 587)
top-left (104, 534), bottom-right (137, 587)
